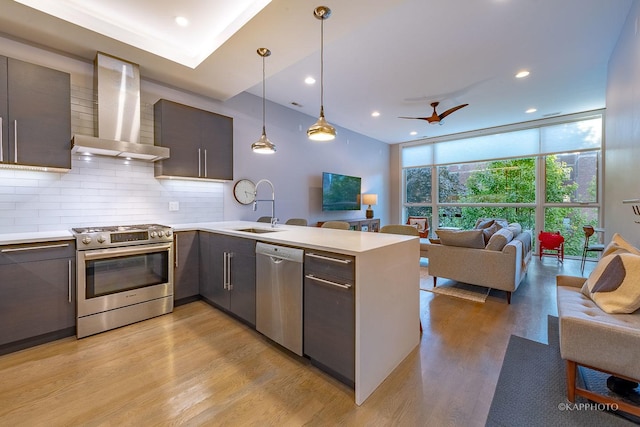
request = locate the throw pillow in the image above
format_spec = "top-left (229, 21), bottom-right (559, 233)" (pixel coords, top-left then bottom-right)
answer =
top-left (437, 229), bottom-right (485, 249)
top-left (482, 222), bottom-right (501, 244)
top-left (408, 217), bottom-right (427, 233)
top-left (474, 218), bottom-right (495, 229)
top-left (507, 223), bottom-right (522, 237)
top-left (485, 228), bottom-right (514, 251)
top-left (581, 252), bottom-right (640, 314)
top-left (602, 233), bottom-right (640, 257)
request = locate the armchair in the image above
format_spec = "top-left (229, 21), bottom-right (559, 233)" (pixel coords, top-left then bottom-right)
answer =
top-left (406, 216), bottom-right (430, 238)
top-left (557, 274), bottom-right (640, 417)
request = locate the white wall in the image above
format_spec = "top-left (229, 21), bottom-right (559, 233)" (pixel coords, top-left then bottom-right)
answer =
top-left (604, 0), bottom-right (640, 246)
top-left (0, 36), bottom-right (390, 233)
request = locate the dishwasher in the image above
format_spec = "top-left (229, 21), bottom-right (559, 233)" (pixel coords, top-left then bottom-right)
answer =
top-left (255, 242), bottom-right (304, 356)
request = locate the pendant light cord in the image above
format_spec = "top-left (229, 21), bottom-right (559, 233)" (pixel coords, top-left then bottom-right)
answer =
top-left (320, 17), bottom-right (325, 112)
top-left (262, 54), bottom-right (266, 133)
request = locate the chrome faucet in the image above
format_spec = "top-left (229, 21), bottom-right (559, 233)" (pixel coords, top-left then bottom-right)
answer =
top-left (253, 179), bottom-right (277, 227)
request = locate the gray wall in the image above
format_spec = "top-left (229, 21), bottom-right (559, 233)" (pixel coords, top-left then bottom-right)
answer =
top-left (0, 36), bottom-right (390, 233)
top-left (604, 0), bottom-right (640, 246)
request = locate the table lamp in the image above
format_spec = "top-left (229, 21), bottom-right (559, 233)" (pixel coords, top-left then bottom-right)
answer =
top-left (362, 194), bottom-right (378, 219)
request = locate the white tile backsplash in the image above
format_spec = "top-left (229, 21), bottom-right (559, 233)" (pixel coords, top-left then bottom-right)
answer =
top-left (0, 154), bottom-right (224, 233)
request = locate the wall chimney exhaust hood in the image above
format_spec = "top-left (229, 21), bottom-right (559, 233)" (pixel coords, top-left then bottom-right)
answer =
top-left (72, 53), bottom-right (169, 161)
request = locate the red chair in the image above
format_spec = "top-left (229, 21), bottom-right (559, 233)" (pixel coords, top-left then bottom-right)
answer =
top-left (538, 231), bottom-right (565, 263)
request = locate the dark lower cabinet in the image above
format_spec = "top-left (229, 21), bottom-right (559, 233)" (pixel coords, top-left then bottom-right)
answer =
top-left (0, 241), bottom-right (76, 354)
top-left (200, 232), bottom-right (256, 326)
top-left (304, 250), bottom-right (355, 386)
top-left (174, 231), bottom-right (200, 304)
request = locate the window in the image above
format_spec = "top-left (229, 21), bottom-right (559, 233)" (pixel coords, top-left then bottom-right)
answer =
top-left (400, 111), bottom-right (603, 255)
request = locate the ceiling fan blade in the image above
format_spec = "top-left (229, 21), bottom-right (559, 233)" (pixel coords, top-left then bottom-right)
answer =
top-left (398, 116), bottom-right (431, 121)
top-left (438, 103), bottom-right (469, 120)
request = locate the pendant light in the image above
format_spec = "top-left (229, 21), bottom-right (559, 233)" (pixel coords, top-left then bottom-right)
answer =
top-left (251, 47), bottom-right (276, 154)
top-left (307, 6), bottom-right (336, 142)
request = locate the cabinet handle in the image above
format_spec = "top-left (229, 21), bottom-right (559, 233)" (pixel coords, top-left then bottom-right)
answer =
top-left (13, 119), bottom-right (18, 163)
top-left (204, 149), bottom-right (207, 177)
top-left (223, 251), bottom-right (228, 290)
top-left (305, 274), bottom-right (352, 290)
top-left (306, 252), bottom-right (352, 264)
top-left (1, 243), bottom-right (70, 253)
top-left (0, 116), bottom-right (3, 162)
top-left (198, 148), bottom-right (202, 177)
top-left (227, 252), bottom-right (234, 290)
top-left (174, 234), bottom-right (179, 268)
top-left (68, 259), bottom-right (72, 303)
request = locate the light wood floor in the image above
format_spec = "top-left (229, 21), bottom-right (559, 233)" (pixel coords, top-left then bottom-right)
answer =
top-left (0, 257), bottom-right (594, 426)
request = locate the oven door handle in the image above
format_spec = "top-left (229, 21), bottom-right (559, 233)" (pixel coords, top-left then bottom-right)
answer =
top-left (82, 243), bottom-right (173, 260)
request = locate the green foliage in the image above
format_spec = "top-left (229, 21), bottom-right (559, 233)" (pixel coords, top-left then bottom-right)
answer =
top-left (405, 167), bottom-right (432, 204)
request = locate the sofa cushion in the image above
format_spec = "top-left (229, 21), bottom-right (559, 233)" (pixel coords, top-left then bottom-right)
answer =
top-left (602, 233), bottom-right (640, 257)
top-left (438, 229), bottom-right (485, 249)
top-left (485, 228), bottom-right (514, 251)
top-left (507, 223), bottom-right (522, 237)
top-left (581, 252), bottom-right (640, 314)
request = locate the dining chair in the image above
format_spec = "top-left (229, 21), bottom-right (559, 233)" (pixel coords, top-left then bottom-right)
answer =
top-left (256, 216), bottom-right (271, 223)
top-left (285, 218), bottom-right (308, 226)
top-left (321, 221), bottom-right (351, 230)
top-left (380, 224), bottom-right (420, 236)
top-left (580, 225), bottom-right (605, 274)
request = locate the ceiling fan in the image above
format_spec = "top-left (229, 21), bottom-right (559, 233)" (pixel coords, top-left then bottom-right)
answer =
top-left (400, 101), bottom-right (469, 125)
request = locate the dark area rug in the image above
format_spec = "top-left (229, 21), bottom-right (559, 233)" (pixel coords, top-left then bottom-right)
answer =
top-left (485, 316), bottom-right (638, 426)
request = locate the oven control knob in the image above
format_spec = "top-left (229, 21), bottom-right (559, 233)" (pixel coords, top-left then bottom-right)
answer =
top-left (157, 230), bottom-right (164, 237)
top-left (166, 230), bottom-right (172, 237)
top-left (150, 231), bottom-right (157, 238)
top-left (82, 236), bottom-right (92, 245)
top-left (97, 235), bottom-right (106, 243)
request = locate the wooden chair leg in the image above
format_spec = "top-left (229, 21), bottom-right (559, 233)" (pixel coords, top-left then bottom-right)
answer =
top-left (566, 360), bottom-right (577, 402)
top-left (433, 277), bottom-right (437, 288)
top-left (506, 291), bottom-right (511, 304)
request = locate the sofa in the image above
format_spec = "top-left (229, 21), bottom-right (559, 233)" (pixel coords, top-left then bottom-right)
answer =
top-left (557, 233), bottom-right (640, 417)
top-left (425, 219), bottom-right (532, 303)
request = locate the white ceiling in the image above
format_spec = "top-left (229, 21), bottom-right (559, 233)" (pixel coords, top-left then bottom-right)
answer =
top-left (0, 0), bottom-right (633, 144)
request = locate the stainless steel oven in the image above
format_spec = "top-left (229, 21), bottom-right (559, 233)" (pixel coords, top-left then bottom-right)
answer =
top-left (73, 224), bottom-right (174, 338)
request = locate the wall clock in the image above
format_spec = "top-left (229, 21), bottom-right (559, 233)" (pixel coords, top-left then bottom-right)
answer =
top-left (233, 179), bottom-right (256, 205)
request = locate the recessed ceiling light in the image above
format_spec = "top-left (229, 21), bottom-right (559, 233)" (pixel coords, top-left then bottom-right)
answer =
top-left (515, 70), bottom-right (530, 79)
top-left (371, 111), bottom-right (380, 117)
top-left (175, 16), bottom-right (189, 27)
top-left (304, 76), bottom-right (316, 85)
top-left (526, 108), bottom-right (537, 114)
top-left (410, 131), bottom-right (418, 136)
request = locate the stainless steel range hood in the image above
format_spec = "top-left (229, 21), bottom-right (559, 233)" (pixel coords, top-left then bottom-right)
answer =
top-left (72, 53), bottom-right (169, 161)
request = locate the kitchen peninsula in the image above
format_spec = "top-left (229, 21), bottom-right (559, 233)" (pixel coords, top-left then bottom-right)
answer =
top-left (175, 221), bottom-right (420, 405)
top-left (0, 221), bottom-right (420, 406)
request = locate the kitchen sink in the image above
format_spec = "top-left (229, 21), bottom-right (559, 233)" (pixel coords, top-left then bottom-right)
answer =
top-left (235, 227), bottom-right (281, 234)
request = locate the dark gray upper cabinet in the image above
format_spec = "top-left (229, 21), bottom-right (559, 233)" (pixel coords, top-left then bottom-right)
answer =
top-left (0, 57), bottom-right (71, 170)
top-left (0, 240), bottom-right (76, 350)
top-left (154, 99), bottom-right (233, 180)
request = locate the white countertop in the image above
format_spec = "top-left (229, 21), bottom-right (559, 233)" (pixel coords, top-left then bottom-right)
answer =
top-left (0, 221), bottom-right (416, 254)
top-left (173, 221), bottom-right (416, 255)
top-left (0, 230), bottom-right (74, 245)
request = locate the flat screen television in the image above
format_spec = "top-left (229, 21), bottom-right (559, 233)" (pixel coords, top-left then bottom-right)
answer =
top-left (322, 172), bottom-right (361, 211)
